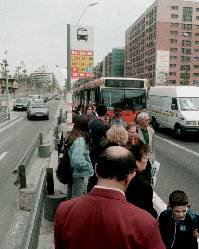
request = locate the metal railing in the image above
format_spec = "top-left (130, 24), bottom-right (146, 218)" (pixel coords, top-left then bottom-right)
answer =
top-left (20, 166), bottom-right (47, 249)
top-left (13, 133), bottom-right (43, 188)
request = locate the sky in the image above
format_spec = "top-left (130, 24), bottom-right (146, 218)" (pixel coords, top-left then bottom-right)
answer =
top-left (0, 0), bottom-right (154, 85)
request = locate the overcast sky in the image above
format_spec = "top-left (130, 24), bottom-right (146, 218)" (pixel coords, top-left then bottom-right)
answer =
top-left (0, 0), bottom-right (154, 83)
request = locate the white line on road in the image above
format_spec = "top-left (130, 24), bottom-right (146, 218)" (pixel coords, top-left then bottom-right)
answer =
top-left (155, 135), bottom-right (199, 158)
top-left (0, 117), bottom-right (24, 133)
top-left (0, 151), bottom-right (8, 161)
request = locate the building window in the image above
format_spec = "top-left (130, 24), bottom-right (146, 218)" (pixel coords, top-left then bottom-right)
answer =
top-left (180, 72), bottom-right (190, 79)
top-left (193, 80), bottom-right (199, 86)
top-left (194, 56), bottom-right (199, 61)
top-left (194, 64), bottom-right (199, 68)
top-left (170, 39), bottom-right (177, 44)
top-left (193, 73), bottom-right (199, 77)
top-left (195, 41), bottom-right (199, 45)
top-left (182, 24), bottom-right (192, 30)
top-left (168, 80), bottom-right (176, 85)
top-left (169, 64), bottom-right (176, 68)
top-left (171, 23), bottom-right (178, 27)
top-left (170, 31), bottom-right (178, 36)
top-left (196, 16), bottom-right (199, 20)
top-left (181, 65), bottom-right (190, 71)
top-left (170, 47), bottom-right (177, 52)
top-left (182, 40), bottom-right (191, 46)
top-left (171, 6), bottom-right (178, 10)
top-left (195, 33), bottom-right (199, 37)
top-left (171, 14), bottom-right (178, 19)
top-left (180, 80), bottom-right (189, 85)
top-left (183, 7), bottom-right (192, 22)
top-left (181, 48), bottom-right (191, 55)
top-left (170, 55), bottom-right (177, 60)
top-left (196, 8), bottom-right (199, 12)
top-left (194, 48), bottom-right (199, 52)
top-left (181, 56), bottom-right (190, 62)
top-left (169, 72), bottom-right (176, 76)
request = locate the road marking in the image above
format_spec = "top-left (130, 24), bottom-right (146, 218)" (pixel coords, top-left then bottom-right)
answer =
top-left (155, 135), bottom-right (199, 158)
top-left (0, 117), bottom-right (24, 133)
top-left (0, 151), bottom-right (8, 161)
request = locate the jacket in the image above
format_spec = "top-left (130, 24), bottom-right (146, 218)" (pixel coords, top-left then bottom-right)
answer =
top-left (68, 137), bottom-right (94, 177)
top-left (158, 208), bottom-right (198, 249)
top-left (54, 187), bottom-right (166, 249)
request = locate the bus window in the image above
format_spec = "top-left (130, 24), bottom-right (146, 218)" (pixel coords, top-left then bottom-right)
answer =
top-left (124, 89), bottom-right (146, 109)
top-left (101, 89), bottom-right (125, 109)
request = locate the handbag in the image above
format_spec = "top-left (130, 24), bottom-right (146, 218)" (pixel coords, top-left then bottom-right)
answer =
top-left (151, 160), bottom-right (160, 187)
top-left (56, 147), bottom-right (73, 184)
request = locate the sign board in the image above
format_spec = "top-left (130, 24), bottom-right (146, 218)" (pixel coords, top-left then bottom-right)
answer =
top-left (156, 50), bottom-right (170, 85)
top-left (70, 25), bottom-right (94, 79)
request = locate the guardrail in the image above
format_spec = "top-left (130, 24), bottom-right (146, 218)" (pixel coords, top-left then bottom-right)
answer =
top-left (13, 133), bottom-right (43, 188)
top-left (20, 166), bottom-right (47, 249)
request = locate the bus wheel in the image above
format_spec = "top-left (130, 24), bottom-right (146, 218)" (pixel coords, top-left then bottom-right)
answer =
top-left (152, 118), bottom-right (159, 131)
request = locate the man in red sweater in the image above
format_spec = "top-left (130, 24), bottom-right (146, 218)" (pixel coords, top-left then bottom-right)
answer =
top-left (54, 146), bottom-right (165, 249)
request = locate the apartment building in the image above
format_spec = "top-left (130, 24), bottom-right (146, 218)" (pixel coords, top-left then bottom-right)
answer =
top-left (125, 0), bottom-right (199, 86)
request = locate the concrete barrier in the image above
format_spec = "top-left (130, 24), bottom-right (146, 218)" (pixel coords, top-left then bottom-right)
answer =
top-left (38, 144), bottom-right (51, 158)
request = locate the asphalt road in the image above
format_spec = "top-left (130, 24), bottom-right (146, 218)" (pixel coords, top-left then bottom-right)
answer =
top-left (154, 128), bottom-right (199, 213)
top-left (0, 99), bottom-right (59, 247)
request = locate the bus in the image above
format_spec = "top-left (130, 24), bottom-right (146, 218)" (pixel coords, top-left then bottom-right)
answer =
top-left (73, 77), bottom-right (149, 123)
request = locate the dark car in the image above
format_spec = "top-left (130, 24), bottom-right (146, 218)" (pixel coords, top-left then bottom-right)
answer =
top-left (27, 102), bottom-right (49, 120)
top-left (13, 98), bottom-right (30, 111)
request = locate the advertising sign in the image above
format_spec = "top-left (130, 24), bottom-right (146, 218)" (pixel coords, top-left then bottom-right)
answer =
top-left (70, 25), bottom-right (94, 79)
top-left (156, 50), bottom-right (170, 85)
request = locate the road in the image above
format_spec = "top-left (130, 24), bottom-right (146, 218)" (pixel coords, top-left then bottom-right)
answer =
top-left (154, 128), bottom-right (199, 213)
top-left (0, 99), bottom-right (59, 247)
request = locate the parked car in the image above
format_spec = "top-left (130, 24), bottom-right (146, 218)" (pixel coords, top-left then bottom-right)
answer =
top-left (27, 102), bottom-right (49, 120)
top-left (13, 98), bottom-right (30, 111)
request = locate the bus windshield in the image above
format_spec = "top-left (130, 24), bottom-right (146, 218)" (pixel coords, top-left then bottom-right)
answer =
top-left (101, 88), bottom-right (146, 110)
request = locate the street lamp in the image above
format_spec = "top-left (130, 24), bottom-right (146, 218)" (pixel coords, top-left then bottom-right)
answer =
top-left (1, 58), bottom-right (10, 117)
top-left (76, 2), bottom-right (98, 25)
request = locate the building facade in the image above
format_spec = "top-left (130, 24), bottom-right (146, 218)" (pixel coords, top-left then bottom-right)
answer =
top-left (125, 0), bottom-right (199, 86)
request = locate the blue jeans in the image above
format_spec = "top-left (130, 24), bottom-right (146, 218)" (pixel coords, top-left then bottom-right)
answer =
top-left (66, 177), bottom-right (85, 199)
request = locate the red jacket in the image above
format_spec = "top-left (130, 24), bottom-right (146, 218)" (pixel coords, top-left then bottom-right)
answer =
top-left (54, 187), bottom-right (165, 249)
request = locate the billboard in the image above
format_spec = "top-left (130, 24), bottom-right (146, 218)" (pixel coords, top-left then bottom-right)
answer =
top-left (156, 50), bottom-right (170, 85)
top-left (70, 25), bottom-right (94, 79)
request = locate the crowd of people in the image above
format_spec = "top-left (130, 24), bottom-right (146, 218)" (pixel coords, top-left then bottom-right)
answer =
top-left (54, 103), bottom-right (199, 249)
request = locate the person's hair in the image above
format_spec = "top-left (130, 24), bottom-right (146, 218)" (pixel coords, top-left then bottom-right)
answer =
top-left (104, 114), bottom-right (112, 123)
top-left (129, 142), bottom-right (148, 162)
top-left (96, 104), bottom-right (107, 116)
top-left (96, 146), bottom-right (136, 181)
top-left (136, 112), bottom-right (149, 124)
top-left (114, 111), bottom-right (121, 119)
top-left (106, 125), bottom-right (128, 146)
top-left (126, 122), bottom-right (137, 131)
top-left (65, 115), bottom-right (90, 147)
top-left (84, 104), bottom-right (92, 115)
top-left (169, 190), bottom-right (189, 208)
top-left (76, 104), bottom-right (84, 112)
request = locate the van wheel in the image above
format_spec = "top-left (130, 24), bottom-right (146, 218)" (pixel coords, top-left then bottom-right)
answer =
top-left (174, 125), bottom-right (184, 139)
top-left (151, 118), bottom-right (159, 131)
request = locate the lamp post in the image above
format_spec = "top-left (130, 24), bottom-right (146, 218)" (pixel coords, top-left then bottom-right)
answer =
top-left (76, 2), bottom-right (98, 25)
top-left (1, 58), bottom-right (10, 118)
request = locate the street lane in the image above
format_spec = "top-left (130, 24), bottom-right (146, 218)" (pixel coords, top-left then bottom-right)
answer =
top-left (154, 134), bottom-right (199, 214)
top-left (0, 99), bottom-right (59, 246)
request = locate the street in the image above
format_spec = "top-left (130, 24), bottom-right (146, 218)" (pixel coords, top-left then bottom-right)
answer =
top-left (155, 128), bottom-right (199, 213)
top-left (0, 99), bottom-right (59, 248)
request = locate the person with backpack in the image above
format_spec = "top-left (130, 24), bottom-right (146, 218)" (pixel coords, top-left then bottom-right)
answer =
top-left (65, 115), bottom-right (94, 199)
top-left (158, 190), bottom-right (199, 249)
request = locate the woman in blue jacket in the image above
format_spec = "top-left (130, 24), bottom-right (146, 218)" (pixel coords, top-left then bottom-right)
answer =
top-left (66, 115), bottom-right (94, 199)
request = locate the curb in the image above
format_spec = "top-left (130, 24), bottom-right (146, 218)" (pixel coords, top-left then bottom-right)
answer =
top-left (0, 116), bottom-right (21, 129)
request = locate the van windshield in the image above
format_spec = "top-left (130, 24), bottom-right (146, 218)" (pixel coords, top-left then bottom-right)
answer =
top-left (178, 97), bottom-right (199, 110)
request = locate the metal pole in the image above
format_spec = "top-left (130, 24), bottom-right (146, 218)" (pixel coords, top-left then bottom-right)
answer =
top-left (67, 24), bottom-right (71, 92)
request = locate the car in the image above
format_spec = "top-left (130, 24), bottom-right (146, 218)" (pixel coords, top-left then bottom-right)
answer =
top-left (13, 98), bottom-right (30, 111)
top-left (27, 102), bottom-right (49, 120)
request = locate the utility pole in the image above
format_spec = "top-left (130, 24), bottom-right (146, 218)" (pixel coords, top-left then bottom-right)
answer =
top-left (1, 58), bottom-right (10, 119)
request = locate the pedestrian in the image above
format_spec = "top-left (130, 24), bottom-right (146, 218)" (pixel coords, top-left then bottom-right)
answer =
top-left (125, 122), bottom-right (140, 149)
top-left (136, 112), bottom-right (156, 184)
top-left (54, 146), bottom-right (166, 249)
top-left (112, 111), bottom-right (127, 128)
top-left (125, 142), bottom-right (158, 218)
top-left (104, 113), bottom-right (112, 125)
top-left (65, 115), bottom-right (94, 199)
top-left (83, 104), bottom-right (93, 119)
top-left (158, 190), bottom-right (199, 249)
top-left (106, 124), bottom-right (129, 146)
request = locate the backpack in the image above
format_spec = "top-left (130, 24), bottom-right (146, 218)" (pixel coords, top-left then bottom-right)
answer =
top-left (56, 146), bottom-right (73, 184)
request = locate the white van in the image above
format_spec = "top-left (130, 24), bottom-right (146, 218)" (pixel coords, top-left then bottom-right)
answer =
top-left (147, 86), bottom-right (199, 137)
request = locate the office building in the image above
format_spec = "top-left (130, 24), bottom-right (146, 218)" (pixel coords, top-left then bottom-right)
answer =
top-left (125, 0), bottom-right (199, 86)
